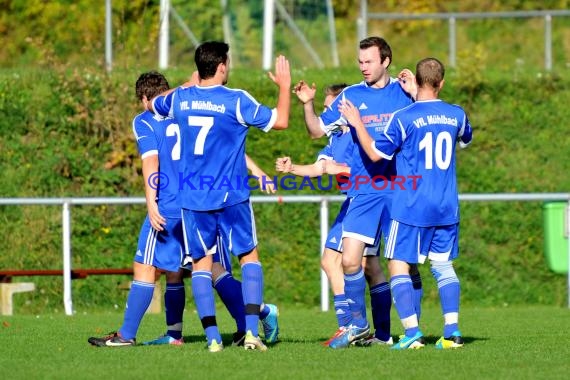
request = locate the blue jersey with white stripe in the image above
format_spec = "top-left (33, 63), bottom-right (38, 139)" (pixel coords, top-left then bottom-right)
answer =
top-left (132, 110), bottom-right (181, 218)
top-left (374, 99), bottom-right (473, 226)
top-left (320, 79), bottom-right (413, 196)
top-left (316, 129), bottom-right (353, 194)
top-left (153, 85), bottom-right (276, 211)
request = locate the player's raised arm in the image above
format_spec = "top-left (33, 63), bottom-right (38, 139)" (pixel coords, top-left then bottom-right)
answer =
top-left (267, 55), bottom-right (291, 130)
top-left (339, 99), bottom-right (382, 162)
top-left (275, 156), bottom-right (326, 177)
top-left (294, 80), bottom-right (325, 139)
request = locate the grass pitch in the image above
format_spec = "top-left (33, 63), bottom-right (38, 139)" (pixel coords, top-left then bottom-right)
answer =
top-left (1, 305), bottom-right (569, 380)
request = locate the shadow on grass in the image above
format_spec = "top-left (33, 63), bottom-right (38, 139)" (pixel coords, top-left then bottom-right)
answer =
top-left (182, 334), bottom-right (208, 344)
top-left (421, 335), bottom-right (484, 345)
top-left (182, 333), bottom-right (286, 347)
top-left (312, 334), bottom-right (487, 346)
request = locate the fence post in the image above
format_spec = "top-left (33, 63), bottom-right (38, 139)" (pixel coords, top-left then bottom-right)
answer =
top-left (544, 14), bottom-right (552, 71)
top-left (105, 0), bottom-right (112, 73)
top-left (567, 200), bottom-right (570, 308)
top-left (62, 201), bottom-right (73, 315)
top-left (158, 0), bottom-right (170, 69)
top-left (448, 16), bottom-right (456, 68)
top-left (320, 199), bottom-right (330, 312)
top-left (262, 0), bottom-right (275, 70)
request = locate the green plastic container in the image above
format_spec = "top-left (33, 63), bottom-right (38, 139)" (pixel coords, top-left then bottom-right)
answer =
top-left (543, 202), bottom-right (569, 274)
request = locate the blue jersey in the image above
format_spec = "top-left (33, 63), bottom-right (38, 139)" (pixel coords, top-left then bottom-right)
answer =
top-left (316, 129), bottom-right (353, 194)
top-left (153, 85), bottom-right (276, 211)
top-left (320, 79), bottom-right (413, 196)
top-left (132, 111), bottom-right (181, 218)
top-left (374, 99), bottom-right (473, 227)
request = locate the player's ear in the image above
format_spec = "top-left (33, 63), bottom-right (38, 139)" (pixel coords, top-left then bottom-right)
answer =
top-left (219, 60), bottom-right (228, 75)
top-left (142, 95), bottom-right (149, 110)
top-left (438, 79), bottom-right (445, 91)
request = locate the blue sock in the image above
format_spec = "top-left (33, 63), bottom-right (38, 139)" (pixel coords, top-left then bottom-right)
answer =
top-left (164, 282), bottom-right (185, 340)
top-left (390, 275), bottom-right (419, 337)
top-left (241, 262), bottom-right (263, 336)
top-left (411, 273), bottom-right (423, 321)
top-left (333, 294), bottom-right (351, 328)
top-left (344, 267), bottom-right (367, 328)
top-left (370, 282), bottom-right (391, 341)
top-left (119, 280), bottom-right (155, 340)
top-left (214, 271), bottom-right (246, 333)
top-left (192, 271), bottom-right (221, 344)
top-left (259, 304), bottom-right (270, 320)
top-left (431, 261), bottom-right (460, 337)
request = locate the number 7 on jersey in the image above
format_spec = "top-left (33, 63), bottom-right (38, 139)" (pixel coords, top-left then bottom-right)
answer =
top-left (188, 116), bottom-right (214, 155)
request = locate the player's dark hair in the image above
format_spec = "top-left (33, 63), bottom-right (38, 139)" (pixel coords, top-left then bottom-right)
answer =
top-left (359, 36), bottom-right (392, 67)
top-left (416, 57), bottom-right (445, 89)
top-left (195, 41), bottom-right (229, 80)
top-left (324, 83), bottom-right (348, 97)
top-left (135, 71), bottom-right (170, 101)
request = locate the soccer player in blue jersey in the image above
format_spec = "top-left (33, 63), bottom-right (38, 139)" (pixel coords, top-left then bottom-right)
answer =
top-left (295, 37), bottom-right (419, 348)
top-left (150, 41), bottom-right (290, 352)
top-left (340, 57), bottom-right (473, 350)
top-left (276, 83), bottom-right (354, 338)
top-left (87, 71), bottom-right (190, 348)
top-left (88, 71), bottom-right (280, 349)
top-left (278, 83), bottom-right (407, 347)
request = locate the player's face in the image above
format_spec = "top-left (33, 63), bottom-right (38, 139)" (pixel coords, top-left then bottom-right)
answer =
top-left (358, 46), bottom-right (386, 86)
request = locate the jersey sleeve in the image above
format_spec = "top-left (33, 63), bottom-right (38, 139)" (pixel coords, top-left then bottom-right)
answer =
top-left (132, 116), bottom-right (159, 160)
top-left (318, 91), bottom-right (348, 136)
top-left (237, 90), bottom-right (276, 132)
top-left (373, 115), bottom-right (404, 160)
top-left (458, 113), bottom-right (473, 148)
top-left (152, 91), bottom-right (176, 118)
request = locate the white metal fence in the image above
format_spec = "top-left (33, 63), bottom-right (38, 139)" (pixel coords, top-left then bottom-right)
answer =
top-left (1, 193), bottom-right (569, 314)
top-left (358, 7), bottom-right (570, 71)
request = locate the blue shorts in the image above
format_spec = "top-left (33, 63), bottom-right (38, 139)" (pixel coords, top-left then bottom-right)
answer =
top-left (363, 241), bottom-right (381, 257)
top-left (215, 235), bottom-right (234, 274)
top-left (325, 197), bottom-right (350, 252)
top-left (182, 234), bottom-right (234, 273)
top-left (135, 216), bottom-right (184, 272)
top-left (384, 221), bottom-right (459, 264)
top-left (342, 193), bottom-right (392, 245)
top-left (182, 200), bottom-right (257, 261)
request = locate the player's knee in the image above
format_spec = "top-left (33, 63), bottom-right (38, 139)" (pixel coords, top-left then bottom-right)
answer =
top-left (363, 260), bottom-right (382, 280)
top-left (165, 270), bottom-right (183, 283)
top-left (430, 260), bottom-right (457, 281)
top-left (342, 259), bottom-right (361, 274)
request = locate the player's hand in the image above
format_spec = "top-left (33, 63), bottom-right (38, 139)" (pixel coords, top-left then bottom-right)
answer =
top-left (338, 99), bottom-right (363, 129)
top-left (268, 55), bottom-right (291, 90)
top-left (294, 80), bottom-right (317, 104)
top-left (398, 68), bottom-right (417, 99)
top-left (275, 157), bottom-right (292, 173)
top-left (147, 201), bottom-right (166, 232)
top-left (252, 169), bottom-right (276, 194)
top-left (259, 176), bottom-right (276, 194)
